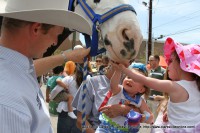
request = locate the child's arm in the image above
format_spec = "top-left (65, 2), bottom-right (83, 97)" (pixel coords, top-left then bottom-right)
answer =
top-left (56, 78), bottom-right (68, 92)
top-left (110, 69), bottom-right (122, 95)
top-left (117, 64), bottom-right (178, 95)
top-left (139, 99), bottom-right (154, 124)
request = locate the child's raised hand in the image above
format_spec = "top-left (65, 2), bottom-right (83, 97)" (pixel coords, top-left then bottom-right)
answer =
top-left (111, 61), bottom-right (126, 71)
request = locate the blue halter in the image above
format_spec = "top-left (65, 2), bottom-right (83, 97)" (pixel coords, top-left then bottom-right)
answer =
top-left (68, 0), bottom-right (137, 56)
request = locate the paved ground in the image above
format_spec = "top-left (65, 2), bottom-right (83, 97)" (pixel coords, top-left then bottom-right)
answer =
top-left (41, 85), bottom-right (58, 133)
top-left (41, 85), bottom-right (151, 133)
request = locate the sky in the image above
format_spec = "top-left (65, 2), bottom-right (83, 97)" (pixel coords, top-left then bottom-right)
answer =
top-left (129, 0), bottom-right (200, 44)
top-left (1, 0), bottom-right (200, 45)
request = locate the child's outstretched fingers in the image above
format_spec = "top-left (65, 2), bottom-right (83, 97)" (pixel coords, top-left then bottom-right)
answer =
top-left (110, 61), bottom-right (120, 70)
top-left (111, 61), bottom-right (125, 71)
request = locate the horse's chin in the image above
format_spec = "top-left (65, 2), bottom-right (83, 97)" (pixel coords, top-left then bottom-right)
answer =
top-left (106, 46), bottom-right (130, 66)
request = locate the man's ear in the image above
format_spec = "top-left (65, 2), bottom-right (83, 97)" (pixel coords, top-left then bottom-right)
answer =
top-left (30, 23), bottom-right (42, 36)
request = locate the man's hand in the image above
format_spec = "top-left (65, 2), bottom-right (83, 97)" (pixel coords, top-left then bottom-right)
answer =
top-left (64, 48), bottom-right (90, 63)
top-left (99, 105), bottom-right (120, 118)
top-left (99, 104), bottom-right (135, 118)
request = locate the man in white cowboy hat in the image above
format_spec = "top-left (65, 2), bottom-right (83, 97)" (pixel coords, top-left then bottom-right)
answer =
top-left (0, 0), bottom-right (92, 133)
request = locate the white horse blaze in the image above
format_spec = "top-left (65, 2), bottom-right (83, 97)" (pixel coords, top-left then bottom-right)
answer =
top-left (75, 0), bottom-right (143, 65)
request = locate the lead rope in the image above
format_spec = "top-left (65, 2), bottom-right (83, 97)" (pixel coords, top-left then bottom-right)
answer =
top-left (81, 56), bottom-right (88, 133)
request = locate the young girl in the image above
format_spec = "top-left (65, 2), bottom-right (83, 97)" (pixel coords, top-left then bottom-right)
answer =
top-left (114, 37), bottom-right (200, 132)
top-left (96, 63), bottom-right (154, 133)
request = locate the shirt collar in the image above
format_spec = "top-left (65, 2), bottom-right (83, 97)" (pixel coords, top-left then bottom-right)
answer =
top-left (151, 66), bottom-right (161, 71)
top-left (0, 46), bottom-right (33, 71)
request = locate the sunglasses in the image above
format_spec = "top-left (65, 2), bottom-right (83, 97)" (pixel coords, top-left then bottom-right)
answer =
top-left (96, 60), bottom-right (102, 63)
top-left (149, 60), bottom-right (155, 62)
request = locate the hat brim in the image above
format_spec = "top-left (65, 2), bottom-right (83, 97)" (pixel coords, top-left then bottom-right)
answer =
top-left (164, 38), bottom-right (178, 65)
top-left (0, 10), bottom-right (92, 35)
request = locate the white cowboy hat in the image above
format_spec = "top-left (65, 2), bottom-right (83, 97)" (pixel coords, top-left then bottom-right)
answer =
top-left (0, 0), bottom-right (92, 35)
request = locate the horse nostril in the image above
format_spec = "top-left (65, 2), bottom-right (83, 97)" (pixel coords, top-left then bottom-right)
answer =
top-left (122, 29), bottom-right (129, 41)
top-left (120, 49), bottom-right (127, 57)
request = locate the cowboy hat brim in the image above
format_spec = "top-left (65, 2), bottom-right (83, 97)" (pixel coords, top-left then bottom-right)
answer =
top-left (0, 10), bottom-right (92, 35)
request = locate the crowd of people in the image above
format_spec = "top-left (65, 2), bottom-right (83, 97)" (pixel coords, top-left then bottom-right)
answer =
top-left (44, 50), bottom-right (200, 133)
top-left (1, 1), bottom-right (200, 133)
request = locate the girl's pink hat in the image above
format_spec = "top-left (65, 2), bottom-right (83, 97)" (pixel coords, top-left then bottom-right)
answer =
top-left (164, 37), bottom-right (200, 76)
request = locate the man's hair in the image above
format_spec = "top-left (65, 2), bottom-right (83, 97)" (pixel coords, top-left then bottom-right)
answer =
top-left (102, 55), bottom-right (109, 64)
top-left (2, 17), bottom-right (54, 34)
top-left (154, 55), bottom-right (160, 62)
top-left (96, 55), bottom-right (102, 59)
top-left (53, 66), bottom-right (64, 74)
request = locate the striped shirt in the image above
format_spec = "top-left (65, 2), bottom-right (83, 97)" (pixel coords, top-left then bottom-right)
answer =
top-left (0, 46), bottom-right (53, 133)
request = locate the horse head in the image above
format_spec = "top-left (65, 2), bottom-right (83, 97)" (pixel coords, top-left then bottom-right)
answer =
top-left (74, 0), bottom-right (143, 65)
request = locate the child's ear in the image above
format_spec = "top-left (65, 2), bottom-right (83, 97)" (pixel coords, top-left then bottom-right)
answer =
top-left (139, 87), bottom-right (145, 93)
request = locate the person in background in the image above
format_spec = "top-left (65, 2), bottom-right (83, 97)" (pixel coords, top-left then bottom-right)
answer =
top-left (53, 64), bottom-right (86, 133)
top-left (0, 0), bottom-right (90, 132)
top-left (48, 66), bottom-right (77, 120)
top-left (147, 55), bottom-right (166, 120)
top-left (50, 45), bottom-right (91, 133)
top-left (95, 55), bottom-right (102, 72)
top-left (63, 45), bottom-right (92, 77)
top-left (46, 66), bottom-right (66, 103)
top-left (64, 61), bottom-right (76, 76)
top-left (112, 37), bottom-right (200, 132)
top-left (99, 55), bottom-right (110, 75)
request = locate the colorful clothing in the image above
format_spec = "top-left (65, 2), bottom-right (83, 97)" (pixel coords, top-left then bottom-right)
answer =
top-left (96, 86), bottom-right (142, 133)
top-left (47, 76), bottom-right (63, 91)
top-left (52, 76), bottom-right (78, 112)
